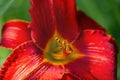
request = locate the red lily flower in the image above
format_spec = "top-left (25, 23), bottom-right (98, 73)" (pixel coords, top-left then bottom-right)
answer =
top-left (0, 0), bottom-right (117, 80)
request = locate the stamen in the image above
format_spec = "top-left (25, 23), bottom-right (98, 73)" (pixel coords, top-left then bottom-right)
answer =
top-left (55, 36), bottom-right (73, 55)
top-left (55, 37), bottom-right (60, 43)
top-left (66, 45), bottom-right (73, 54)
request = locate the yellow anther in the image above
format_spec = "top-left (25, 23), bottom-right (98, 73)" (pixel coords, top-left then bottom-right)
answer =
top-left (55, 37), bottom-right (61, 44)
top-left (55, 36), bottom-right (73, 55)
top-left (62, 41), bottom-right (66, 45)
top-left (55, 37), bottom-right (58, 40)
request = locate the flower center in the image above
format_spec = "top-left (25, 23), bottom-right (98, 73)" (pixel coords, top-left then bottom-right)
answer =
top-left (44, 34), bottom-right (80, 65)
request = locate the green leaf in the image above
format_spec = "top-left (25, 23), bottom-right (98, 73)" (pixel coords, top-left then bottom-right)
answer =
top-left (0, 0), bottom-right (15, 16)
top-left (0, 47), bottom-right (11, 66)
top-left (107, 0), bottom-right (120, 25)
top-left (76, 0), bottom-right (107, 27)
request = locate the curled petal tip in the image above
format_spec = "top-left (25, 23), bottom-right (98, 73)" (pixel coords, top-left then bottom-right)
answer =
top-left (0, 20), bottom-right (31, 49)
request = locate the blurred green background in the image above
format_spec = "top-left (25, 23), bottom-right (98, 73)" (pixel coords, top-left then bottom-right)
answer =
top-left (0, 0), bottom-right (120, 79)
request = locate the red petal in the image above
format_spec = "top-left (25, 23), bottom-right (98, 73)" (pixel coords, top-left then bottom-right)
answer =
top-left (29, 0), bottom-right (79, 49)
top-left (0, 41), bottom-right (43, 80)
top-left (65, 57), bottom-right (97, 80)
top-left (77, 11), bottom-right (105, 31)
top-left (61, 73), bottom-right (81, 80)
top-left (52, 0), bottom-right (79, 42)
top-left (24, 62), bottom-right (64, 80)
top-left (0, 20), bottom-right (31, 49)
top-left (29, 0), bottom-right (55, 49)
top-left (69, 30), bottom-right (117, 80)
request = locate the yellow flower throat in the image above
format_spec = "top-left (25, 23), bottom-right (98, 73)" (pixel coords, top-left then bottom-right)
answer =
top-left (44, 34), bottom-right (81, 65)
